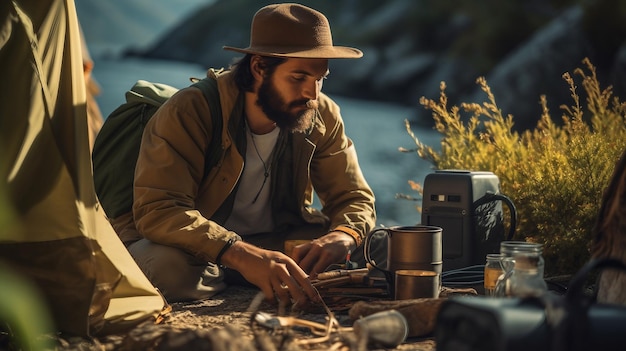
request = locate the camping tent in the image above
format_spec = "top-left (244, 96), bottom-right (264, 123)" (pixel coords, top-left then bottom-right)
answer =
top-left (0, 0), bottom-right (166, 339)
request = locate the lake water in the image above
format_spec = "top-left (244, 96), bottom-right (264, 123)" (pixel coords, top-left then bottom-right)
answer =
top-left (91, 57), bottom-right (441, 227)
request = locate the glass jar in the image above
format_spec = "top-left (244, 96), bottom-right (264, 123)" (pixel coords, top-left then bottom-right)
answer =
top-left (484, 254), bottom-right (504, 296)
top-left (494, 241), bottom-right (547, 298)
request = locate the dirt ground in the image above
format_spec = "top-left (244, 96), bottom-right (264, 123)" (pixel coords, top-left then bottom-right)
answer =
top-left (162, 287), bottom-right (437, 351)
top-left (47, 276), bottom-right (583, 351)
top-left (53, 285), bottom-right (438, 351)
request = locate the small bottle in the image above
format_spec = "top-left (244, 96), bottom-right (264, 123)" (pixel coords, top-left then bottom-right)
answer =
top-left (484, 254), bottom-right (504, 296)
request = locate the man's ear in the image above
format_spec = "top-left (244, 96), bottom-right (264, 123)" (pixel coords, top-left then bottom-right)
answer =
top-left (250, 55), bottom-right (265, 81)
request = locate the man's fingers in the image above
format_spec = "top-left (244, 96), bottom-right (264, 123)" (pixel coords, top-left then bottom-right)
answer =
top-left (285, 261), bottom-right (320, 303)
top-left (298, 245), bottom-right (336, 276)
top-left (281, 276), bottom-right (310, 308)
top-left (261, 285), bottom-right (275, 302)
top-left (310, 260), bottom-right (331, 276)
top-left (291, 243), bottom-right (310, 265)
top-left (275, 286), bottom-right (291, 305)
top-left (271, 260), bottom-right (307, 305)
top-left (296, 244), bottom-right (322, 273)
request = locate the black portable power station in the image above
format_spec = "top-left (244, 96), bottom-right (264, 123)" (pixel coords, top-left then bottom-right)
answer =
top-left (421, 170), bottom-right (516, 271)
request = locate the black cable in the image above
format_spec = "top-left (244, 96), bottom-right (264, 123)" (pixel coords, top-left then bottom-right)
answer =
top-left (472, 191), bottom-right (518, 240)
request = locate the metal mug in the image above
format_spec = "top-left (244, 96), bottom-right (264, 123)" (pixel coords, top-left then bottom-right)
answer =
top-left (364, 225), bottom-right (443, 294)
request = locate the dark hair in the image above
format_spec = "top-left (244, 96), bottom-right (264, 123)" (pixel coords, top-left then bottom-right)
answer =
top-left (230, 54), bottom-right (286, 92)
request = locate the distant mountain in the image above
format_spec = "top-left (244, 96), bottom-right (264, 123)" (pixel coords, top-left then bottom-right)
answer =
top-left (128, 0), bottom-right (626, 130)
top-left (78, 0), bottom-right (626, 131)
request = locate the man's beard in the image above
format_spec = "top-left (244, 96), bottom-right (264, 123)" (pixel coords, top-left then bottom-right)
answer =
top-left (256, 78), bottom-right (318, 133)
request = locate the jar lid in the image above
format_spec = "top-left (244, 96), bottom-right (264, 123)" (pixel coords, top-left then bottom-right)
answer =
top-left (500, 241), bottom-right (543, 255)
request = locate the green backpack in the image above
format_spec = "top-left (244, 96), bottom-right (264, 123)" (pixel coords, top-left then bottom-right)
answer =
top-left (92, 78), bottom-right (222, 219)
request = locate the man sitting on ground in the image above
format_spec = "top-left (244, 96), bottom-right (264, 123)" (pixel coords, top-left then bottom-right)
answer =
top-left (113, 3), bottom-right (380, 307)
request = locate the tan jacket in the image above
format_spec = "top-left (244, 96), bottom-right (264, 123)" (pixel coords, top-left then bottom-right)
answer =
top-left (128, 69), bottom-right (376, 263)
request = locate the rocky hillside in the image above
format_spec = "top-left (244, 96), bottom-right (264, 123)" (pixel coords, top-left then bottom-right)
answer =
top-left (128, 0), bottom-right (626, 130)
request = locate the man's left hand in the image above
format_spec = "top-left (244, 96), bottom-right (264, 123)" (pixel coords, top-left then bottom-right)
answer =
top-left (290, 231), bottom-right (357, 277)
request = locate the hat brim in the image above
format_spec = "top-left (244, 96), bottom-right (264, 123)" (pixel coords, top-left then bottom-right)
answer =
top-left (223, 45), bottom-right (363, 59)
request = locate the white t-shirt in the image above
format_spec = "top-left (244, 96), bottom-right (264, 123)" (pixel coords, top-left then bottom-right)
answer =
top-left (223, 126), bottom-right (280, 235)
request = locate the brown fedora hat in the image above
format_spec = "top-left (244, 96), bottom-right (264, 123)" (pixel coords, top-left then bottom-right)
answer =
top-left (223, 3), bottom-right (362, 59)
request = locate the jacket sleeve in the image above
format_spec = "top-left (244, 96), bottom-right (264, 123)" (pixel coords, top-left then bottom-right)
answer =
top-left (310, 95), bottom-right (377, 246)
top-left (132, 87), bottom-right (240, 263)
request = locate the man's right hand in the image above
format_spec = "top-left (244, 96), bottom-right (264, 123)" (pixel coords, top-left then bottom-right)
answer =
top-left (219, 241), bottom-right (321, 308)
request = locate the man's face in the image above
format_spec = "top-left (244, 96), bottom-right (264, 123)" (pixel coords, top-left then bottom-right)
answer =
top-left (256, 58), bottom-right (329, 133)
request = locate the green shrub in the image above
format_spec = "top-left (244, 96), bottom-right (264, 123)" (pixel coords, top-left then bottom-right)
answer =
top-left (403, 58), bottom-right (626, 276)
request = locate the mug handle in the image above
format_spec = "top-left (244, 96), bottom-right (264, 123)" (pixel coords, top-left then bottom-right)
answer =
top-left (363, 227), bottom-right (390, 275)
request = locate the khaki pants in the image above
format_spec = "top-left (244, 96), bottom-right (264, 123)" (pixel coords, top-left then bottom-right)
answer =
top-left (127, 224), bottom-right (387, 302)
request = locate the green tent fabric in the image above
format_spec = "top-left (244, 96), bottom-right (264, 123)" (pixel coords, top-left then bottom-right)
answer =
top-left (0, 0), bottom-right (166, 337)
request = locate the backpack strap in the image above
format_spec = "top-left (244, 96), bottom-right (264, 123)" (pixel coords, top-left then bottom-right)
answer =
top-left (190, 78), bottom-right (223, 177)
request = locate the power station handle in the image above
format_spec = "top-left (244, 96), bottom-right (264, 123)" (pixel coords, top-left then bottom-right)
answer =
top-left (473, 192), bottom-right (518, 240)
